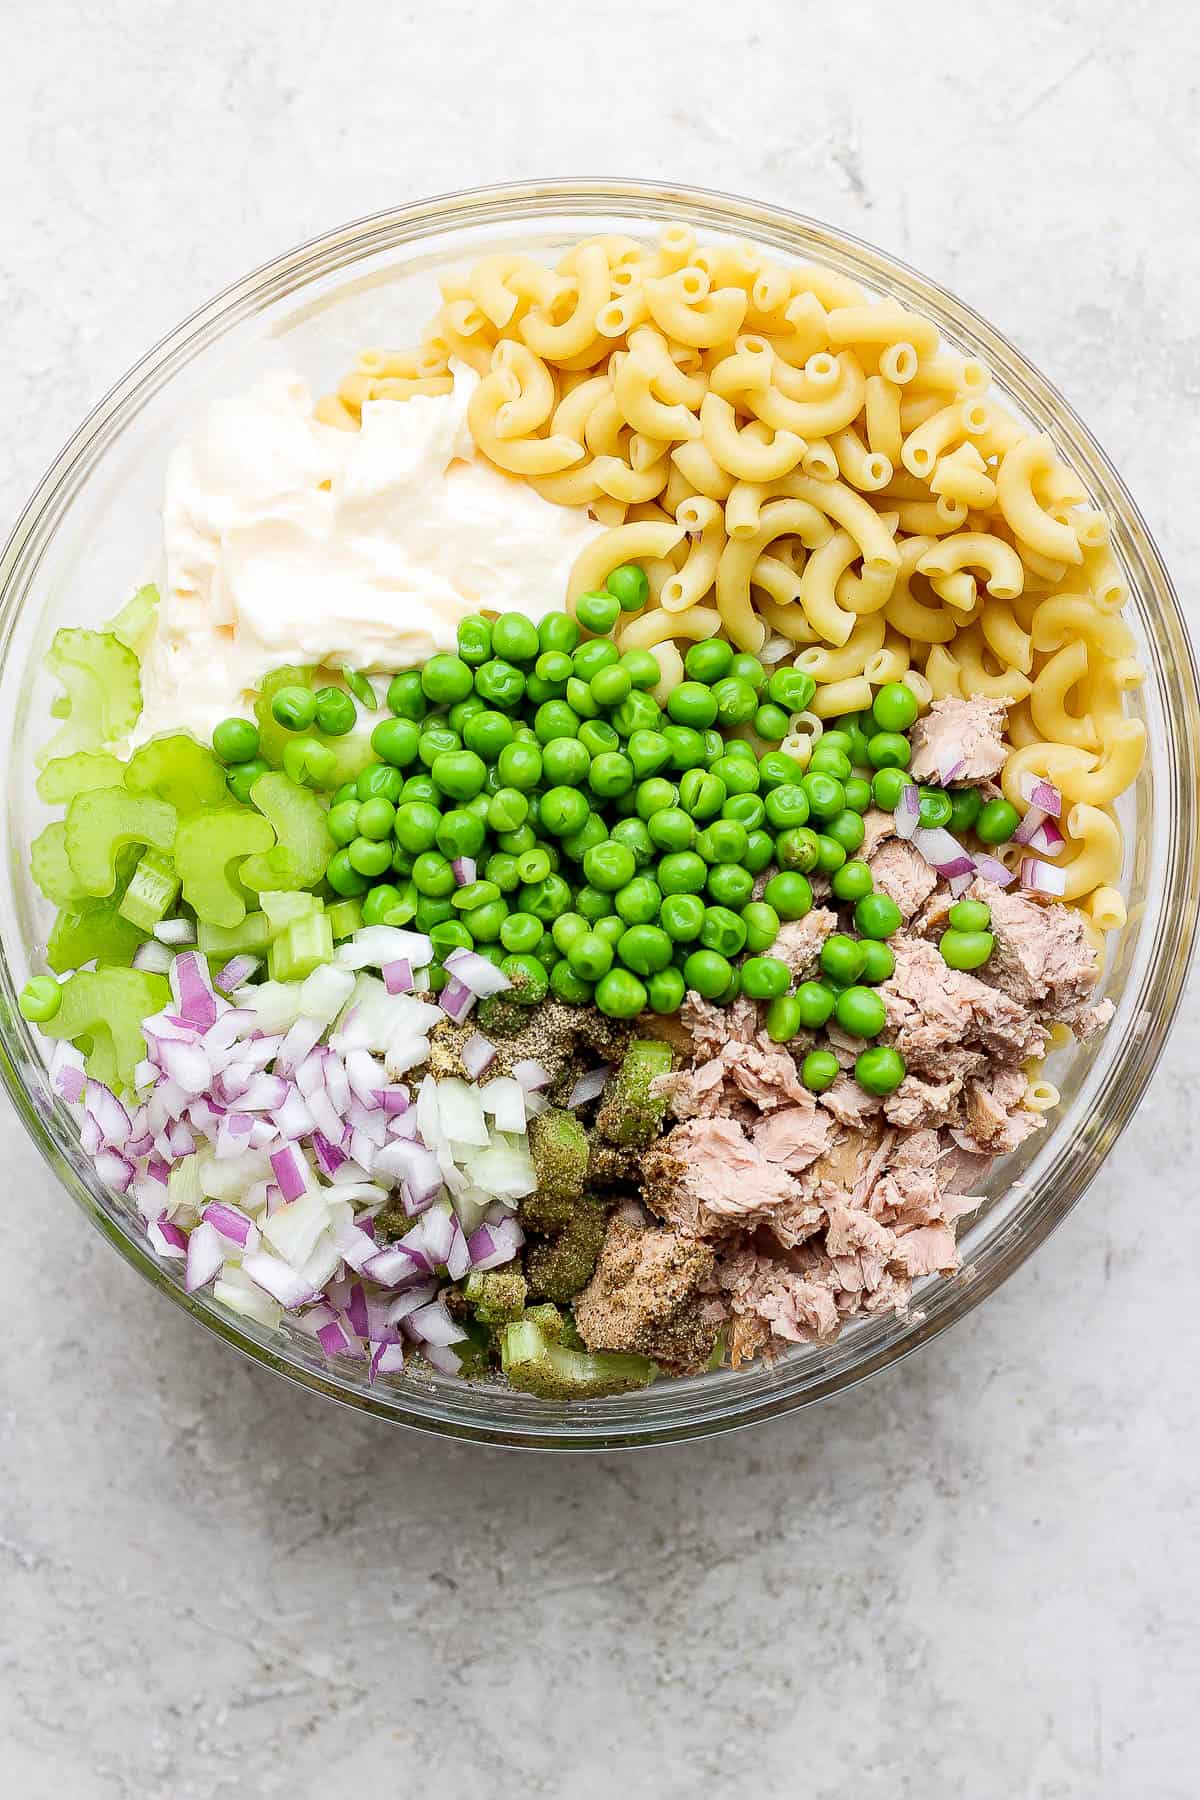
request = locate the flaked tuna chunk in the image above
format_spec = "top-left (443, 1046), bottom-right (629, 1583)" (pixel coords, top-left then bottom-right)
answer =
top-left (880, 936), bottom-right (1045, 1074)
top-left (772, 909), bottom-right (838, 980)
top-left (640, 1115), bottom-right (804, 1238)
top-left (820, 1073), bottom-right (883, 1129)
top-left (884, 1072), bottom-right (962, 1131)
top-left (574, 1214), bottom-right (721, 1374)
top-left (908, 696), bottom-right (1008, 785)
top-left (824, 1198), bottom-right (896, 1293)
top-left (958, 1067), bottom-right (1044, 1155)
top-left (679, 991), bottom-right (760, 1058)
top-left (969, 879), bottom-right (1104, 1027)
top-left (652, 1034), bottom-right (818, 1122)
top-left (715, 1246), bottom-right (843, 1346)
top-left (651, 1057), bottom-right (728, 1121)
top-left (890, 1222), bottom-right (960, 1277)
top-left (753, 1100), bottom-right (834, 1172)
top-left (868, 837), bottom-right (938, 921)
top-left (723, 1039), bottom-right (812, 1111)
top-left (859, 808), bottom-right (897, 861)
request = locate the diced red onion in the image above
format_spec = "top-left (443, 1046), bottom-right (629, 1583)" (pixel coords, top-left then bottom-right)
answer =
top-left (331, 1219), bottom-right (380, 1273)
top-left (134, 1059), bottom-right (158, 1093)
top-left (146, 1156), bottom-right (171, 1185)
top-left (185, 1220), bottom-right (224, 1293)
top-left (166, 1117), bottom-right (195, 1158)
top-left (567, 1066), bottom-right (609, 1109)
top-left (272, 1089), bottom-right (315, 1141)
top-left (170, 951), bottom-right (218, 1030)
top-left (1027, 819), bottom-right (1065, 858)
top-left (203, 1202), bottom-right (257, 1248)
top-left (295, 1050), bottom-right (326, 1097)
top-left (242, 1250), bottom-right (318, 1311)
top-left (422, 1343), bottom-right (462, 1376)
top-left (1019, 771), bottom-right (1063, 818)
top-left (893, 781), bottom-right (920, 840)
top-left (512, 1057), bottom-right (551, 1092)
top-left (336, 925), bottom-right (434, 970)
top-left (445, 1214), bottom-right (471, 1281)
top-left (345, 1049), bottom-right (387, 1109)
top-left (307, 1087), bottom-right (346, 1146)
top-left (913, 826), bottom-right (975, 880)
top-left (948, 871), bottom-right (975, 898)
top-left (480, 1075), bottom-right (526, 1133)
top-left (375, 1137), bottom-right (444, 1208)
top-left (404, 1299), bottom-right (468, 1347)
top-left (443, 946), bottom-right (511, 998)
top-left (451, 856), bottom-right (477, 888)
top-left (323, 1053), bottom-right (351, 1115)
top-left (158, 1038), bottom-right (213, 1096)
top-left (1020, 857), bottom-right (1067, 897)
top-left (317, 1318), bottom-right (353, 1357)
top-left (275, 1016), bottom-right (324, 1076)
top-left (383, 958), bottom-right (414, 995)
top-left (973, 853), bottom-right (1017, 888)
top-left (384, 1281), bottom-right (439, 1324)
top-left (94, 1146), bottom-right (134, 1194)
top-left (460, 1033), bottom-right (497, 1080)
top-left (49, 1042), bottom-right (87, 1106)
top-left (380, 1085), bottom-right (410, 1115)
top-left (133, 940), bottom-right (174, 975)
top-left (1013, 805), bottom-right (1046, 846)
top-left (467, 1214), bottom-right (525, 1270)
top-left (346, 1281), bottom-right (370, 1339)
top-left (311, 1130), bottom-right (346, 1178)
top-left (438, 975), bottom-right (476, 1022)
top-left (127, 1132), bottom-right (154, 1159)
top-left (148, 1213), bottom-right (187, 1258)
top-left (81, 1114), bottom-right (102, 1157)
top-left (85, 1081), bottom-right (132, 1148)
top-left (154, 918), bottom-right (196, 946)
top-left (238, 1072), bottom-right (289, 1112)
top-left (368, 1340), bottom-right (406, 1381)
top-left (270, 1142), bottom-right (309, 1203)
top-left (216, 954), bottom-right (260, 992)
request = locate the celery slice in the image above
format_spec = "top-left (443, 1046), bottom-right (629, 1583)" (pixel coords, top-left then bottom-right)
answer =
top-left (174, 807), bottom-right (275, 928)
top-left (36, 752), bottom-right (125, 806)
top-left (106, 583), bottom-right (159, 653)
top-left (124, 733), bottom-right (227, 815)
top-left (197, 912), bottom-right (271, 956)
top-left (241, 772), bottom-right (332, 892)
top-left (40, 966), bottom-right (170, 1091)
top-left (327, 898), bottom-right (364, 941)
top-left (498, 1319), bottom-right (655, 1399)
top-left (44, 846), bottom-right (146, 973)
top-left (31, 821), bottom-right (89, 906)
top-left (269, 911), bottom-right (334, 982)
top-left (117, 849), bottom-right (181, 931)
top-left (64, 789), bottom-right (176, 897)
top-left (258, 889), bottom-right (322, 936)
top-left (39, 628), bottom-right (142, 766)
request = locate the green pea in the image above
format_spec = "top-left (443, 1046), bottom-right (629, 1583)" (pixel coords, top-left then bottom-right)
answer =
top-left (473, 657), bottom-right (525, 709)
top-left (515, 845), bottom-right (551, 886)
top-left (618, 651), bottom-right (665, 691)
top-left (855, 1045), bottom-right (906, 1095)
top-left (696, 819), bottom-right (749, 864)
top-left (711, 676), bottom-right (759, 727)
top-left (744, 829), bottom-right (775, 874)
top-left (560, 815), bottom-right (609, 862)
top-left (465, 898), bottom-right (509, 942)
top-left (754, 702), bottom-right (790, 742)
top-left (678, 769), bottom-right (725, 820)
top-left (530, 699), bottom-right (577, 745)
top-left (212, 716), bottom-right (260, 764)
top-left (18, 975), bottom-right (62, 1022)
top-left (418, 653), bottom-right (471, 705)
top-left (940, 927), bottom-right (995, 970)
top-left (800, 771), bottom-right (845, 819)
top-left (415, 895), bottom-right (455, 930)
top-left (723, 793), bottom-right (765, 831)
top-left (766, 667), bottom-right (816, 712)
top-left (636, 776), bottom-right (678, 820)
top-left (681, 948), bottom-right (732, 1000)
top-left (814, 834), bottom-right (848, 873)
top-left (453, 879), bottom-right (501, 914)
top-left (351, 796), bottom-right (392, 842)
top-left (592, 914), bottom-right (626, 949)
top-left (708, 864), bottom-right (754, 907)
top-left (532, 649), bottom-right (571, 689)
top-left (711, 755), bottom-right (758, 800)
top-left (439, 809), bottom-right (488, 861)
top-left (647, 807), bottom-right (695, 853)
top-left (801, 1049), bottom-right (841, 1094)
top-left (326, 848), bottom-right (371, 897)
top-left (764, 783), bottom-right (810, 830)
top-left (613, 923), bottom-right (670, 976)
top-left (412, 851), bottom-right (457, 898)
top-left (612, 817), bottom-right (654, 868)
top-left (365, 717), bottom-right (416, 771)
top-left (270, 684), bottom-right (317, 731)
top-left (763, 871), bottom-right (813, 920)
top-left (586, 665), bottom-right (629, 711)
top-left (741, 900), bottom-right (780, 953)
top-left (401, 772), bottom-right (438, 804)
top-left (486, 612), bottom-right (537, 664)
top-left (860, 940), bottom-right (896, 984)
top-left (390, 846), bottom-right (416, 879)
top-left (551, 959), bottom-right (593, 1004)
top-left (808, 743), bottom-right (852, 781)
top-left (918, 787), bottom-right (954, 829)
top-left (387, 671), bottom-right (428, 721)
top-left (948, 787), bottom-right (984, 835)
top-left (872, 767), bottom-right (915, 811)
top-left (794, 980), bottom-right (836, 1029)
top-left (728, 652), bottom-right (765, 692)
top-left (325, 801), bottom-right (358, 848)
top-left (647, 965), bottom-right (686, 1014)
top-left (661, 892), bottom-right (705, 942)
top-left (589, 751), bottom-right (634, 798)
top-left (739, 955), bottom-right (789, 1000)
top-left (363, 884), bottom-right (406, 928)
top-left (496, 740), bottom-right (543, 791)
top-left (418, 726), bottom-right (461, 771)
top-left (283, 737), bottom-right (336, 789)
top-left (573, 885), bottom-right (608, 922)
top-left (496, 953), bottom-right (546, 1005)
top-left (311, 686), bottom-right (355, 737)
top-left (611, 876), bottom-right (659, 926)
top-left (759, 749), bottom-right (806, 789)
top-left (776, 826), bottom-right (820, 873)
top-left (431, 750), bottom-right (486, 802)
top-left (831, 859), bottom-right (872, 903)
top-left (872, 680), bottom-right (919, 732)
top-left (539, 611), bottom-right (580, 656)
top-left (658, 851), bottom-right (707, 896)
top-left (765, 995), bottom-right (803, 1043)
top-left (391, 801), bottom-right (438, 854)
top-left (835, 984), bottom-right (887, 1038)
top-left (452, 614), bottom-right (490, 666)
top-left (976, 798), bottom-right (1020, 844)
top-left (662, 724), bottom-right (707, 770)
top-left (842, 775), bottom-right (873, 814)
top-left (622, 731), bottom-right (668, 781)
top-left (949, 898), bottom-right (991, 933)
top-left (576, 589), bottom-right (621, 635)
top-left (820, 933), bottom-right (867, 984)
top-left (611, 690), bottom-right (662, 737)
top-left (606, 563), bottom-right (650, 612)
top-left (684, 639), bottom-right (733, 684)
top-left (595, 967), bottom-right (648, 1018)
top-left (824, 808), bottom-right (866, 853)
top-left (867, 730), bottom-right (911, 770)
top-left (853, 892), bottom-right (902, 941)
top-left (579, 841), bottom-right (634, 893)
top-left (664, 680), bottom-right (716, 729)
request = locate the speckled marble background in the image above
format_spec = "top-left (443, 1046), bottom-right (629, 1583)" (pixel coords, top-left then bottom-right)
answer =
top-left (3, 3), bottom-right (1198, 1795)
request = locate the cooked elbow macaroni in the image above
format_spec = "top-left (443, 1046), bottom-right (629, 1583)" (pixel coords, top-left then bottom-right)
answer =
top-left (321, 225), bottom-right (1146, 937)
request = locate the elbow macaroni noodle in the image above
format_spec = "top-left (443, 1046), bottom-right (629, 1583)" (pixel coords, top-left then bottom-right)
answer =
top-left (321, 227), bottom-right (1146, 943)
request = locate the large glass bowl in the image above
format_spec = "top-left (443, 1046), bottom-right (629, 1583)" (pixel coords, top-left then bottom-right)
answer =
top-left (1, 180), bottom-right (1195, 1450)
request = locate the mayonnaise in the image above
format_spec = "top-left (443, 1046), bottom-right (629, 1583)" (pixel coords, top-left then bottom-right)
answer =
top-left (136, 363), bottom-right (601, 741)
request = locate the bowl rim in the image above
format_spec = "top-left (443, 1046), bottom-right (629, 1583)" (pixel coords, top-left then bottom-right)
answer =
top-left (2, 176), bottom-right (1197, 1451)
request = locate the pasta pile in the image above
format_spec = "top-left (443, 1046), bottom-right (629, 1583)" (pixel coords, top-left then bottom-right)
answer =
top-left (316, 225), bottom-right (1146, 945)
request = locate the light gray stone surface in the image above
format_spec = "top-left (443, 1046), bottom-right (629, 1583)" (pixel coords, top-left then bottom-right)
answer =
top-left (3, 3), bottom-right (1198, 1795)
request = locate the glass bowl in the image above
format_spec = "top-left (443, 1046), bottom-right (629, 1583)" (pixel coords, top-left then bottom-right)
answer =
top-left (1, 179), bottom-right (1195, 1450)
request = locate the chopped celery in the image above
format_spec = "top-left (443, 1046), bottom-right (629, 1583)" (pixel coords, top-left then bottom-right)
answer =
top-left (106, 583), bottom-right (159, 653)
top-left (36, 751), bottom-right (125, 806)
top-left (499, 1318), bottom-right (655, 1400)
top-left (40, 966), bottom-right (170, 1091)
top-left (259, 889), bottom-right (322, 936)
top-left (269, 911), bottom-right (334, 981)
top-left (124, 732), bottom-right (228, 815)
top-left (64, 789), bottom-right (176, 897)
top-left (595, 1039), bottom-right (673, 1148)
top-left (327, 898), bottom-right (364, 940)
top-left (464, 1267), bottom-right (528, 1324)
top-left (197, 911), bottom-right (271, 956)
top-left (39, 628), bottom-right (142, 766)
top-left (254, 667), bottom-right (372, 786)
top-left (241, 772), bottom-right (332, 892)
top-left (45, 846), bottom-right (146, 972)
top-left (31, 821), bottom-right (89, 906)
top-left (174, 807), bottom-right (276, 928)
top-left (524, 1108), bottom-right (590, 1229)
top-left (117, 849), bottom-right (181, 931)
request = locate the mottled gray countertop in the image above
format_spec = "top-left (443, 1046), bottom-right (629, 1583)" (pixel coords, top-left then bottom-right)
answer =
top-left (3, 4), bottom-right (1198, 1795)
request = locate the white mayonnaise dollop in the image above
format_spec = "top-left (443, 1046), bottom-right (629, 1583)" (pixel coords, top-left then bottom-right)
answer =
top-left (136, 363), bottom-right (600, 741)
